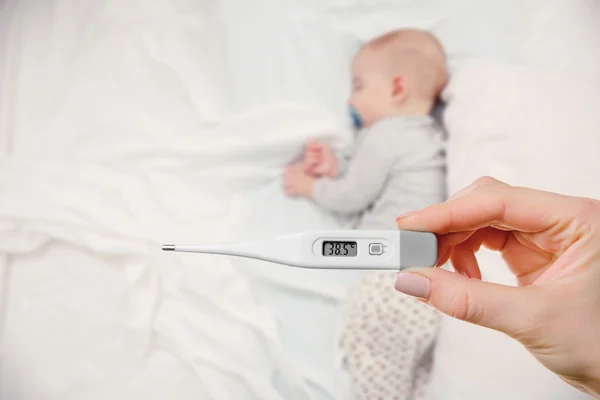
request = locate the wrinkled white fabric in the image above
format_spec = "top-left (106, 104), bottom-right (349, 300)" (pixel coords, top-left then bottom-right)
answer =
top-left (0, 103), bottom-right (363, 400)
top-left (0, 0), bottom-right (368, 397)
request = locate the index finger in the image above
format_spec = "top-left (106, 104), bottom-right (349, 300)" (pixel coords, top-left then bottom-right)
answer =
top-left (397, 177), bottom-right (576, 234)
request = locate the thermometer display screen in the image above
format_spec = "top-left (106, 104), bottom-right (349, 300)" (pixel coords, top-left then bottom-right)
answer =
top-left (322, 241), bottom-right (357, 257)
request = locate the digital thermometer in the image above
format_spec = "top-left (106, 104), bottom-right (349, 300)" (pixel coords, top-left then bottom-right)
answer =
top-left (161, 230), bottom-right (438, 271)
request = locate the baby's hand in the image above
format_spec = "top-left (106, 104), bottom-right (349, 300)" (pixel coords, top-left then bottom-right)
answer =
top-left (284, 164), bottom-right (315, 198)
top-left (302, 144), bottom-right (322, 176)
top-left (303, 140), bottom-right (339, 178)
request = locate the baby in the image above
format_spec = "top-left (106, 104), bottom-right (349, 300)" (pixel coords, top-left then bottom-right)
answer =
top-left (284, 29), bottom-right (448, 399)
top-left (284, 29), bottom-right (447, 230)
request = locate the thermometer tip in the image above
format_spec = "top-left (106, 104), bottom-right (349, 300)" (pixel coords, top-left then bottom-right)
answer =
top-left (161, 244), bottom-right (176, 251)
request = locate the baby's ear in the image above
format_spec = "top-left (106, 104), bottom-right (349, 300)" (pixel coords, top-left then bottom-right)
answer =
top-left (392, 75), bottom-right (406, 101)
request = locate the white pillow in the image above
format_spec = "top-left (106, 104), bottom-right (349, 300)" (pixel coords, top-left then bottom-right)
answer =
top-left (426, 59), bottom-right (600, 400)
top-left (520, 0), bottom-right (600, 75)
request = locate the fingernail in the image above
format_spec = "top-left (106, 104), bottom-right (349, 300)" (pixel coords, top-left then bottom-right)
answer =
top-left (395, 273), bottom-right (431, 299)
top-left (396, 211), bottom-right (417, 222)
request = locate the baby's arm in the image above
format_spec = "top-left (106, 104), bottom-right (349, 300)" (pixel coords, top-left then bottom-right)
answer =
top-left (312, 134), bottom-right (391, 214)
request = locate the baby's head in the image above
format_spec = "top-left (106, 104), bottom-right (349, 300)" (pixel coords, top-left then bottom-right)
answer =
top-left (349, 29), bottom-right (448, 128)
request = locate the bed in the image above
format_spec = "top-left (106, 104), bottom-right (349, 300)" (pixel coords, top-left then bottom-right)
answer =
top-left (1, 0), bottom-right (599, 399)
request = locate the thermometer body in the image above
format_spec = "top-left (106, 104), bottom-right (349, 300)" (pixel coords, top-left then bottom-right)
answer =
top-left (162, 230), bottom-right (438, 271)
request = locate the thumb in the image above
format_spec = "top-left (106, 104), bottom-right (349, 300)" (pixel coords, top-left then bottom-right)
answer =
top-left (395, 267), bottom-right (543, 336)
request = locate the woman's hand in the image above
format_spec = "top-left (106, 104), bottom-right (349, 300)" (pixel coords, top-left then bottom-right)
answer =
top-left (395, 176), bottom-right (600, 398)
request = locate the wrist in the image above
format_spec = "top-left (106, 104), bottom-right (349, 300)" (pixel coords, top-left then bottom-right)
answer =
top-left (564, 365), bottom-right (600, 399)
top-left (566, 379), bottom-right (600, 399)
top-left (584, 347), bottom-right (600, 398)
top-left (585, 368), bottom-right (600, 398)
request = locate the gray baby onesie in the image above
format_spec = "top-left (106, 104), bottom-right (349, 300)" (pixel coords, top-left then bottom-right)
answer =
top-left (312, 115), bottom-right (446, 229)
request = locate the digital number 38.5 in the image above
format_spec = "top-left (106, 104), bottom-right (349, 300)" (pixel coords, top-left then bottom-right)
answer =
top-left (322, 241), bottom-right (358, 257)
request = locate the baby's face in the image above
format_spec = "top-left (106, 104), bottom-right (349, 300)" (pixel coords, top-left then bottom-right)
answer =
top-left (348, 49), bottom-right (394, 128)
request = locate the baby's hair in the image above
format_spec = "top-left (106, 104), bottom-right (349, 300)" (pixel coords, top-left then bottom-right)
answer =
top-left (363, 29), bottom-right (449, 100)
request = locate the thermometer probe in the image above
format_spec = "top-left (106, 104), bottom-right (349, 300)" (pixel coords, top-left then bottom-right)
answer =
top-left (161, 230), bottom-right (438, 271)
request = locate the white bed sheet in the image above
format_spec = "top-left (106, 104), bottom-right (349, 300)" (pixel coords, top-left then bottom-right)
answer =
top-left (0, 1), bottom-right (362, 399)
